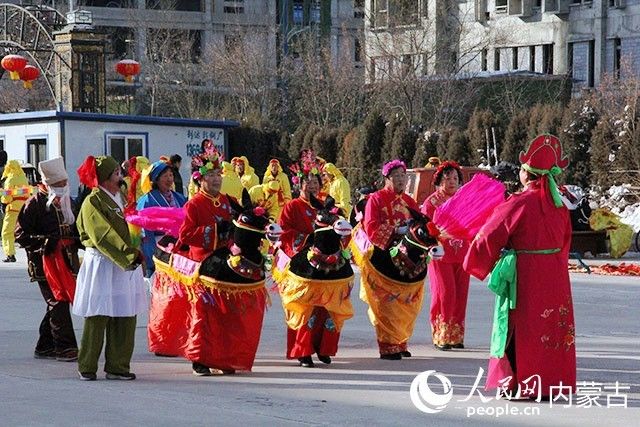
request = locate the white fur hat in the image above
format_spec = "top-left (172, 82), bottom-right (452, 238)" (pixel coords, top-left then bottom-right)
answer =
top-left (38, 157), bottom-right (68, 185)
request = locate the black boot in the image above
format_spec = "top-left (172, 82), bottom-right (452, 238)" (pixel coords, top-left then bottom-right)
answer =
top-left (400, 351), bottom-right (412, 357)
top-left (3, 255), bottom-right (16, 262)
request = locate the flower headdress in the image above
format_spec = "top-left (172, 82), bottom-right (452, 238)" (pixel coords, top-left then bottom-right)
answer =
top-left (381, 159), bottom-right (407, 178)
top-left (191, 146), bottom-right (223, 181)
top-left (289, 149), bottom-right (321, 186)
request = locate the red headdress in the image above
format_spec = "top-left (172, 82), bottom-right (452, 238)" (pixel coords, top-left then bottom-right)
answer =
top-left (432, 160), bottom-right (462, 185)
top-left (77, 156), bottom-right (99, 189)
top-left (519, 134), bottom-right (568, 209)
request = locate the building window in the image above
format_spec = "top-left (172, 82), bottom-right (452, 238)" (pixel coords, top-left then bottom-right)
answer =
top-left (422, 53), bottom-right (429, 75)
top-left (107, 134), bottom-right (146, 165)
top-left (223, 0), bottom-right (245, 14)
top-left (0, 137), bottom-right (4, 151)
top-left (588, 40), bottom-right (595, 87)
top-left (496, 0), bottom-right (508, 12)
top-left (27, 138), bottom-right (47, 166)
top-left (401, 54), bottom-right (413, 77)
top-left (147, 29), bottom-right (202, 63)
top-left (542, 44), bottom-right (553, 74)
top-left (374, 0), bottom-right (389, 28)
top-left (370, 57), bottom-right (377, 82)
top-left (534, 0), bottom-right (542, 6)
top-left (146, 0), bottom-right (203, 11)
top-left (99, 26), bottom-right (135, 60)
top-left (512, 47), bottom-right (518, 70)
top-left (354, 0), bottom-right (364, 18)
top-left (481, 49), bottom-right (488, 71)
top-left (354, 37), bottom-right (362, 63)
top-left (390, 0), bottom-right (421, 26)
top-left (83, 0), bottom-right (134, 7)
top-left (614, 38), bottom-right (622, 78)
top-left (494, 48), bottom-right (501, 71)
top-left (529, 46), bottom-right (536, 71)
top-left (567, 42), bottom-right (574, 77)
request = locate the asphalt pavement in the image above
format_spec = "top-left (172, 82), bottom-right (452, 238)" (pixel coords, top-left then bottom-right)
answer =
top-left (0, 250), bottom-right (638, 426)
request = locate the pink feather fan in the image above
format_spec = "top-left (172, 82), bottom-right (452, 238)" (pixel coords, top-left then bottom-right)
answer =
top-left (126, 207), bottom-right (186, 238)
top-left (432, 173), bottom-right (506, 241)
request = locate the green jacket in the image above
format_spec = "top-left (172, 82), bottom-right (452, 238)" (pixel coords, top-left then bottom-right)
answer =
top-left (77, 188), bottom-right (138, 270)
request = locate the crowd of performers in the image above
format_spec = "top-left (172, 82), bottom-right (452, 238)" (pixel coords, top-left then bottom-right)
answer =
top-left (4, 134), bottom-right (577, 398)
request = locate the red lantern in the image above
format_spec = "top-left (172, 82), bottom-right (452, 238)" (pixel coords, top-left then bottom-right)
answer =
top-left (19, 65), bottom-right (40, 89)
top-left (1, 54), bottom-right (28, 80)
top-left (115, 59), bottom-right (141, 83)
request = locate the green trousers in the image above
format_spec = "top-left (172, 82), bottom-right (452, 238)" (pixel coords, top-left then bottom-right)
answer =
top-left (78, 315), bottom-right (137, 374)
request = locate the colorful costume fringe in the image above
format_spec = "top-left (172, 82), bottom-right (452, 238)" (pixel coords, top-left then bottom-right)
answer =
top-left (149, 255), bottom-right (268, 371)
top-left (272, 250), bottom-right (354, 358)
top-left (351, 226), bottom-right (424, 355)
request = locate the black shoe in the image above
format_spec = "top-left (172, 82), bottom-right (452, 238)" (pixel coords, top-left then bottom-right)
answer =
top-left (298, 356), bottom-right (315, 367)
top-left (78, 371), bottom-right (97, 381)
top-left (192, 362), bottom-right (212, 376)
top-left (317, 354), bottom-right (332, 364)
top-left (434, 344), bottom-right (452, 351)
top-left (154, 352), bottom-right (177, 357)
top-left (56, 348), bottom-right (79, 362)
top-left (400, 351), bottom-right (412, 358)
top-left (105, 372), bottom-right (136, 380)
top-left (34, 349), bottom-right (57, 360)
top-left (3, 255), bottom-right (16, 263)
top-left (451, 343), bottom-right (464, 349)
top-left (380, 352), bottom-right (402, 360)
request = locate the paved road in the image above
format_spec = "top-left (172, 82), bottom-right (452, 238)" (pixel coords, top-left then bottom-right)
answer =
top-left (0, 251), bottom-right (638, 426)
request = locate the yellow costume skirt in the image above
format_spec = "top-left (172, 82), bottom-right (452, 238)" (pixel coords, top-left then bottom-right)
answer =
top-left (351, 232), bottom-right (424, 345)
top-left (272, 262), bottom-right (354, 332)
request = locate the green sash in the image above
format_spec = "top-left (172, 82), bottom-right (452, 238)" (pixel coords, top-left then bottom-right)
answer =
top-left (488, 247), bottom-right (560, 357)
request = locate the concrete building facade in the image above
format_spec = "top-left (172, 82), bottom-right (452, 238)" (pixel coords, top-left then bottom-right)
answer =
top-left (364, 0), bottom-right (640, 88)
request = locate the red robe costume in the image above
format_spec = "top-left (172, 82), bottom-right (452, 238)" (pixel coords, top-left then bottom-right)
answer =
top-left (277, 196), bottom-right (340, 359)
top-left (278, 197), bottom-right (316, 257)
top-left (422, 189), bottom-right (470, 347)
top-left (463, 180), bottom-right (576, 394)
top-left (149, 191), bottom-right (261, 370)
top-left (361, 187), bottom-right (422, 355)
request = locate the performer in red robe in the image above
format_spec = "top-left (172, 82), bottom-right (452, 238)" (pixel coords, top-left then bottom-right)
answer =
top-left (361, 159), bottom-right (423, 359)
top-left (421, 161), bottom-right (471, 350)
top-left (463, 134), bottom-right (576, 397)
top-left (148, 147), bottom-right (242, 376)
top-left (276, 152), bottom-right (341, 367)
top-left (278, 197), bottom-right (316, 258)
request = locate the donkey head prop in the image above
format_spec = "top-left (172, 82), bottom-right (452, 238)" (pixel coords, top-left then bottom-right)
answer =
top-left (227, 189), bottom-right (282, 260)
top-left (387, 208), bottom-right (444, 279)
top-left (305, 195), bottom-right (352, 272)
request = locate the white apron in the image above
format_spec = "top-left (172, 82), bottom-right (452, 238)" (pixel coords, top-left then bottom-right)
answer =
top-left (73, 247), bottom-right (148, 317)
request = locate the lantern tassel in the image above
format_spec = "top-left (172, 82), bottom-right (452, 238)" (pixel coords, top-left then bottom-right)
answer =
top-left (9, 71), bottom-right (19, 80)
top-left (23, 81), bottom-right (33, 89)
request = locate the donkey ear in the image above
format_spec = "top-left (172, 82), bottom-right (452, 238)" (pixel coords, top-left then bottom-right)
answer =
top-left (241, 188), bottom-right (252, 209)
top-left (309, 193), bottom-right (324, 210)
top-left (408, 207), bottom-right (426, 222)
top-left (228, 195), bottom-right (244, 216)
top-left (323, 195), bottom-right (335, 210)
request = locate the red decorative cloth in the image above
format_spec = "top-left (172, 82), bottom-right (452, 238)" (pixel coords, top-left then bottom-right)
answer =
top-left (42, 240), bottom-right (76, 302)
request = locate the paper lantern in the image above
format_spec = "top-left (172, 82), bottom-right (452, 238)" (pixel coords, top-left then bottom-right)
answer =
top-left (115, 59), bottom-right (141, 83)
top-left (19, 65), bottom-right (40, 89)
top-left (1, 54), bottom-right (28, 80)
